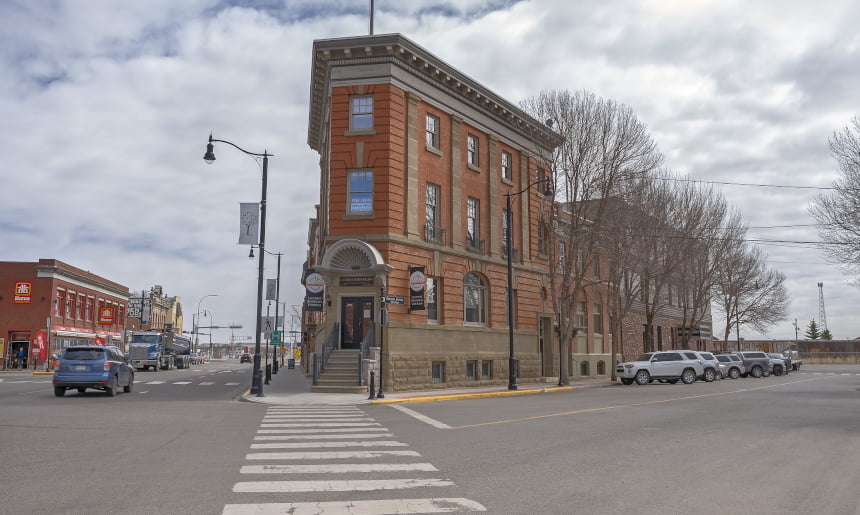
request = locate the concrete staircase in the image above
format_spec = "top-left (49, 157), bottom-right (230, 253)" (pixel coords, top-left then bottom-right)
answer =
top-left (310, 349), bottom-right (367, 394)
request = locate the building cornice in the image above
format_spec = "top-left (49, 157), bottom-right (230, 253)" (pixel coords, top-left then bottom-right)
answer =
top-left (308, 33), bottom-right (563, 154)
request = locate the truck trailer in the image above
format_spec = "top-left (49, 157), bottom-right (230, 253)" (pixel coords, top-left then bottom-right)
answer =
top-left (129, 331), bottom-right (192, 371)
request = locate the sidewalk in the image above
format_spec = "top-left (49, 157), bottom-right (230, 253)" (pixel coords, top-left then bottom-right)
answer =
top-left (241, 364), bottom-right (615, 406)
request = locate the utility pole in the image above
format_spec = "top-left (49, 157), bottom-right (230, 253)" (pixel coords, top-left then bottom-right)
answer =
top-left (818, 282), bottom-right (828, 331)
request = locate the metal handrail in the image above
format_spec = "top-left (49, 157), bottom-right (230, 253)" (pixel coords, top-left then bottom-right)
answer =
top-left (313, 322), bottom-right (340, 385)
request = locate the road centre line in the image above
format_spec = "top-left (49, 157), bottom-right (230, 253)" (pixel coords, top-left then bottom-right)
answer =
top-left (240, 463), bottom-right (439, 474)
top-left (390, 404), bottom-right (452, 429)
top-left (232, 478), bottom-right (455, 493)
top-left (447, 376), bottom-right (826, 430)
top-left (223, 498), bottom-right (486, 514)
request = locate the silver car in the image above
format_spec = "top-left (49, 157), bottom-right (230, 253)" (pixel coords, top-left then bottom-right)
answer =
top-left (767, 353), bottom-right (788, 376)
top-left (617, 351), bottom-right (704, 385)
top-left (714, 354), bottom-right (745, 379)
top-left (695, 351), bottom-right (723, 381)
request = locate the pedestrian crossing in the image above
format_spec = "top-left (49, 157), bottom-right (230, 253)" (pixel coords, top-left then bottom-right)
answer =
top-left (222, 405), bottom-right (486, 514)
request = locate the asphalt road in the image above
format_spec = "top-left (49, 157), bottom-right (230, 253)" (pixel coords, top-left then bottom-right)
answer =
top-left (1, 363), bottom-right (857, 514)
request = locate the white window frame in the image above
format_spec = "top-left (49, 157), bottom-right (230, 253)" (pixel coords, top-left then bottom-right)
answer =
top-left (467, 134), bottom-right (479, 166)
top-left (501, 150), bottom-right (512, 181)
top-left (347, 169), bottom-right (373, 213)
top-left (463, 272), bottom-right (487, 325)
top-left (350, 95), bottom-right (373, 130)
top-left (426, 114), bottom-right (440, 148)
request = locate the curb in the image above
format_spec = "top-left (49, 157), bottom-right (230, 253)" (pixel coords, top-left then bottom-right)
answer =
top-left (370, 385), bottom-right (573, 405)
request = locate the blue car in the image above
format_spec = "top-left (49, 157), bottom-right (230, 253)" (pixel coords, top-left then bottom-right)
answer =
top-left (53, 345), bottom-right (135, 397)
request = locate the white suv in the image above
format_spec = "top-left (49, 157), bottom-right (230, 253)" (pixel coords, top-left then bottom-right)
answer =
top-left (617, 351), bottom-right (705, 385)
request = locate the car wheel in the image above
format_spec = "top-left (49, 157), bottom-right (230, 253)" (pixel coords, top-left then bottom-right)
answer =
top-left (54, 387), bottom-right (65, 397)
top-left (77, 388), bottom-right (86, 393)
top-left (751, 366), bottom-right (763, 378)
top-left (621, 378), bottom-right (634, 385)
top-left (681, 368), bottom-right (696, 384)
top-left (729, 367), bottom-right (740, 379)
top-left (123, 374), bottom-right (134, 393)
top-left (703, 368), bottom-right (715, 382)
top-left (635, 370), bottom-right (651, 385)
top-left (105, 376), bottom-right (117, 397)
top-left (773, 366), bottom-right (783, 376)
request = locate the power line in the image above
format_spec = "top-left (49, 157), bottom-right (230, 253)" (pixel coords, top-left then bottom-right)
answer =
top-left (651, 176), bottom-right (835, 190)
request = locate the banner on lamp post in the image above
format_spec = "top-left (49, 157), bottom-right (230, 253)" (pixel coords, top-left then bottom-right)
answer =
top-left (266, 279), bottom-right (277, 301)
top-left (238, 202), bottom-right (260, 245)
top-left (305, 270), bottom-right (325, 312)
top-left (409, 266), bottom-right (425, 311)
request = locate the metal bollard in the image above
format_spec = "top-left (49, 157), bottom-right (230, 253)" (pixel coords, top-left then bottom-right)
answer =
top-left (265, 364), bottom-right (272, 384)
top-left (272, 358), bottom-right (279, 374)
top-left (368, 371), bottom-right (376, 400)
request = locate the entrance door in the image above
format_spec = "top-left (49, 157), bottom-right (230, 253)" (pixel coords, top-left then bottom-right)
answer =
top-left (341, 297), bottom-right (374, 350)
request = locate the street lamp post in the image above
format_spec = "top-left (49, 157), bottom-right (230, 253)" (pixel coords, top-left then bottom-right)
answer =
top-left (204, 134), bottom-right (272, 397)
top-left (251, 246), bottom-right (282, 374)
top-left (504, 177), bottom-right (553, 390)
top-left (195, 294), bottom-right (218, 355)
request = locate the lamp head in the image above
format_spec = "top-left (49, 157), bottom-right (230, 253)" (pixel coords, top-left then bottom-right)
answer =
top-left (543, 180), bottom-right (554, 197)
top-left (203, 141), bottom-right (216, 163)
top-left (248, 247), bottom-right (255, 259)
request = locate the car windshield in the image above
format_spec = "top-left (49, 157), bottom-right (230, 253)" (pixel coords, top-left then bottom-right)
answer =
top-left (636, 353), bottom-right (653, 361)
top-left (63, 349), bottom-right (103, 361)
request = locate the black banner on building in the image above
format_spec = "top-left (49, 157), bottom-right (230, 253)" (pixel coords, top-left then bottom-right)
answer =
top-left (305, 270), bottom-right (325, 312)
top-left (408, 266), bottom-right (426, 312)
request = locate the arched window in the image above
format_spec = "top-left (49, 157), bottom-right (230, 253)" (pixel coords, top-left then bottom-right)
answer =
top-left (463, 272), bottom-right (487, 325)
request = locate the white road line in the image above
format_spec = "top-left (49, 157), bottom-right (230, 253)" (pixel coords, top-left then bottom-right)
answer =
top-left (239, 463), bottom-right (439, 474)
top-left (267, 407), bottom-right (361, 411)
top-left (263, 414), bottom-right (371, 418)
top-left (254, 433), bottom-right (393, 441)
top-left (257, 427), bottom-right (389, 434)
top-left (199, 382), bottom-right (216, 385)
top-left (390, 404), bottom-right (452, 429)
top-left (223, 498), bottom-right (487, 514)
top-left (224, 382), bottom-right (240, 385)
top-left (246, 450), bottom-right (421, 460)
top-left (262, 418), bottom-right (375, 423)
top-left (232, 478), bottom-right (455, 493)
top-left (260, 422), bottom-right (382, 428)
top-left (173, 381), bottom-right (192, 385)
top-left (250, 441), bottom-right (408, 449)
top-left (145, 381), bottom-right (165, 384)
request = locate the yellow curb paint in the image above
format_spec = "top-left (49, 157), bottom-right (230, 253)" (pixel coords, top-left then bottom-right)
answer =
top-left (371, 386), bottom-right (573, 405)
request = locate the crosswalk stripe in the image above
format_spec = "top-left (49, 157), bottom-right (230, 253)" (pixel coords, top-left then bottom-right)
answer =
top-left (257, 427), bottom-right (389, 434)
top-left (254, 433), bottom-right (393, 441)
top-left (250, 441), bottom-right (408, 449)
top-left (239, 463), bottom-right (439, 474)
top-left (246, 450), bottom-right (421, 460)
top-left (263, 414), bottom-right (372, 418)
top-left (260, 422), bottom-right (381, 428)
top-left (262, 417), bottom-right (375, 422)
top-left (222, 498), bottom-right (487, 514)
top-left (232, 478), bottom-right (455, 493)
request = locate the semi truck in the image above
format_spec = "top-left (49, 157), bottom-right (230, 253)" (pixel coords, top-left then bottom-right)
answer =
top-left (129, 331), bottom-right (192, 371)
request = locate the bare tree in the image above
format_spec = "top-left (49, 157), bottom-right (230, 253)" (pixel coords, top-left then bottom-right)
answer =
top-left (521, 90), bottom-right (662, 384)
top-left (713, 244), bottom-right (790, 347)
top-left (810, 116), bottom-right (860, 281)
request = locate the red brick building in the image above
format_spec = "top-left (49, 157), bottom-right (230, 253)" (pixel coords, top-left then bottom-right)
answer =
top-left (0, 259), bottom-right (129, 369)
top-left (303, 34), bottom-right (710, 391)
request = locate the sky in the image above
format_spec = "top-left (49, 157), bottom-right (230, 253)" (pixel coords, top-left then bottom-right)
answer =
top-left (2, 0), bottom-right (859, 345)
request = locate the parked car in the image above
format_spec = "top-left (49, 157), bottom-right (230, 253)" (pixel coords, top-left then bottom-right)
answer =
top-left (694, 351), bottom-right (722, 381)
top-left (52, 345), bottom-right (135, 397)
top-left (767, 353), bottom-right (788, 376)
top-left (617, 351), bottom-right (704, 385)
top-left (714, 354), bottom-right (745, 379)
top-left (240, 353), bottom-right (252, 363)
top-left (735, 351), bottom-right (771, 378)
top-left (190, 353), bottom-right (204, 365)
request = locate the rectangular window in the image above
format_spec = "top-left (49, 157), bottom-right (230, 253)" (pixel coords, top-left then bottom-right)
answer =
top-left (350, 96), bottom-right (373, 130)
top-left (86, 297), bottom-right (93, 322)
top-left (64, 292), bottom-right (71, 317)
top-left (501, 151), bottom-right (512, 180)
top-left (481, 360), bottom-right (493, 379)
top-left (432, 361), bottom-right (446, 384)
top-left (55, 290), bottom-right (64, 317)
top-left (467, 197), bottom-right (480, 250)
top-left (426, 114), bottom-right (440, 148)
top-left (77, 295), bottom-right (84, 319)
top-left (425, 183), bottom-right (441, 243)
top-left (577, 249), bottom-right (583, 275)
top-left (536, 168), bottom-right (546, 188)
top-left (559, 241), bottom-right (566, 269)
top-left (593, 303), bottom-right (602, 334)
top-left (466, 360), bottom-right (477, 381)
top-left (577, 301), bottom-right (586, 329)
top-left (426, 276), bottom-right (439, 323)
top-left (348, 170), bottom-right (373, 213)
top-left (537, 222), bottom-right (546, 255)
top-left (594, 255), bottom-right (600, 279)
top-left (467, 134), bottom-right (479, 166)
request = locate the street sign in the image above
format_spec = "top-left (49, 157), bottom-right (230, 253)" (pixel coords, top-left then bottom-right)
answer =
top-left (383, 295), bottom-right (405, 305)
top-left (272, 330), bottom-right (282, 343)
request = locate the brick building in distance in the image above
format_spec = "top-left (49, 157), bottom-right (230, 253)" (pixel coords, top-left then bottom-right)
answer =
top-left (0, 259), bottom-right (129, 369)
